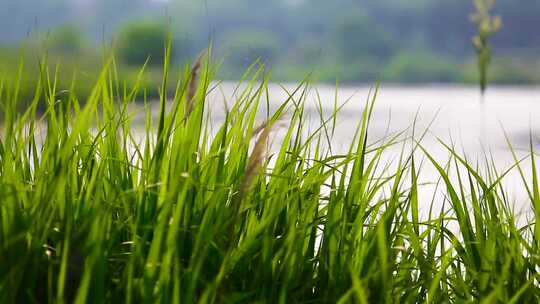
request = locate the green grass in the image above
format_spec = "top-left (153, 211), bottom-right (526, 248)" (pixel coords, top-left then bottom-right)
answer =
top-left (1, 48), bottom-right (540, 303)
top-left (0, 45), bottom-right (183, 108)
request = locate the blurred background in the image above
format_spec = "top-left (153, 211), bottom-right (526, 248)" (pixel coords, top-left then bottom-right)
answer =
top-left (1, 0), bottom-right (539, 85)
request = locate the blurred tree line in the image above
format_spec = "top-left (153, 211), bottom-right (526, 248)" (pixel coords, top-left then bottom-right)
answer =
top-left (1, 0), bottom-right (539, 83)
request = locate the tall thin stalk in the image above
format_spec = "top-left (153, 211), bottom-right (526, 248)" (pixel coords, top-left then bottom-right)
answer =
top-left (470, 0), bottom-right (502, 95)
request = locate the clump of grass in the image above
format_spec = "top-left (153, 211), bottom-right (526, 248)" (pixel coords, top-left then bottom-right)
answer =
top-left (0, 47), bottom-right (539, 303)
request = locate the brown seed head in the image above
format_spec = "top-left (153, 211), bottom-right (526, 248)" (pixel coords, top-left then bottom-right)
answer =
top-left (240, 122), bottom-right (273, 197)
top-left (184, 49), bottom-right (208, 121)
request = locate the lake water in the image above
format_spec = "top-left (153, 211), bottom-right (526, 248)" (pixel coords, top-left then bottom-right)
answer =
top-left (138, 83), bottom-right (540, 215)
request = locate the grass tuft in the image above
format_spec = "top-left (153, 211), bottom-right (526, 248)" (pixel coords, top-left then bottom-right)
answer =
top-left (0, 49), bottom-right (539, 303)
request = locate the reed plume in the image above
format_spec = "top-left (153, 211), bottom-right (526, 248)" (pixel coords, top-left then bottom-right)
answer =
top-left (251, 121), bottom-right (269, 138)
top-left (240, 121), bottom-right (273, 199)
top-left (184, 49), bottom-right (208, 121)
top-left (251, 115), bottom-right (288, 138)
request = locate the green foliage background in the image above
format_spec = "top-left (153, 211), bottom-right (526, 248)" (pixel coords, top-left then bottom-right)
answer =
top-left (1, 0), bottom-right (540, 84)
